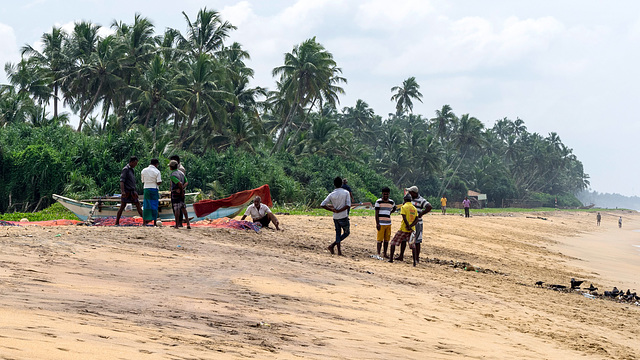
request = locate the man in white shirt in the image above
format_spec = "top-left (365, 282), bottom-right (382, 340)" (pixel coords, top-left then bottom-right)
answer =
top-left (321, 176), bottom-right (352, 256)
top-left (140, 159), bottom-right (162, 226)
top-left (241, 196), bottom-right (280, 230)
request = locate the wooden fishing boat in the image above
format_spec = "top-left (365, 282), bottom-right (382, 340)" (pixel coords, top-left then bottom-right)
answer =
top-left (52, 193), bottom-right (245, 221)
top-left (53, 185), bottom-right (274, 222)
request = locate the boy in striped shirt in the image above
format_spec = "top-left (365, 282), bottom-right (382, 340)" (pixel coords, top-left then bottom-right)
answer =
top-left (374, 187), bottom-right (396, 258)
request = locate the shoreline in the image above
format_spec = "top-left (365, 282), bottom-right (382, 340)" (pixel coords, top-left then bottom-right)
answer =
top-left (551, 211), bottom-right (640, 292)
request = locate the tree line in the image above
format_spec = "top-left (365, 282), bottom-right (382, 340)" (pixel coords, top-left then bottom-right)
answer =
top-left (0, 8), bottom-right (589, 213)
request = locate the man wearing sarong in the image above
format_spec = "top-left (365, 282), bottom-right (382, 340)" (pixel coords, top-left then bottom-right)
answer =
top-left (241, 196), bottom-right (280, 230)
top-left (115, 156), bottom-right (143, 226)
top-left (169, 160), bottom-right (190, 229)
top-left (388, 194), bottom-right (418, 264)
top-left (407, 185), bottom-right (432, 265)
top-left (141, 158), bottom-right (162, 226)
top-left (169, 155), bottom-right (189, 224)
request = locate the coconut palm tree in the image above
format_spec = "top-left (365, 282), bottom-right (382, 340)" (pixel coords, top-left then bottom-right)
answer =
top-left (431, 104), bottom-right (456, 142)
top-left (439, 113), bottom-right (485, 196)
top-left (390, 76), bottom-right (422, 116)
top-left (174, 53), bottom-right (234, 147)
top-left (177, 8), bottom-right (236, 58)
top-left (21, 27), bottom-right (67, 118)
top-left (271, 37), bottom-right (344, 153)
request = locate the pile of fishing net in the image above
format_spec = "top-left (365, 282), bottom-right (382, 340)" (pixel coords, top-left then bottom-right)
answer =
top-left (91, 216), bottom-right (261, 232)
top-left (0, 219), bottom-right (82, 226)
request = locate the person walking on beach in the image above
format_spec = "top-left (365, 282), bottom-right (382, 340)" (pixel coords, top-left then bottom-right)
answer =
top-left (241, 196), bottom-right (281, 230)
top-left (440, 194), bottom-right (447, 215)
top-left (388, 194), bottom-right (418, 264)
top-left (115, 156), bottom-right (143, 226)
top-left (596, 212), bottom-right (601, 226)
top-left (169, 155), bottom-right (189, 224)
top-left (619, 216), bottom-right (622, 228)
top-left (321, 177), bottom-right (352, 255)
top-left (375, 187), bottom-right (396, 258)
top-left (407, 186), bottom-right (432, 264)
top-left (141, 158), bottom-right (162, 226)
top-left (463, 196), bottom-right (471, 218)
top-left (169, 160), bottom-right (190, 229)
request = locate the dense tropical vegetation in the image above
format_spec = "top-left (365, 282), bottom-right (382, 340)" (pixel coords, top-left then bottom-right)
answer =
top-left (0, 9), bottom-right (589, 213)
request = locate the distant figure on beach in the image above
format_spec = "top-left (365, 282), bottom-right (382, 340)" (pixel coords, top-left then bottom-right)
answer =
top-left (169, 160), bottom-right (190, 229)
top-left (407, 186), bottom-right (432, 265)
top-left (241, 196), bottom-right (280, 230)
top-left (374, 187), bottom-right (396, 258)
top-left (321, 177), bottom-right (352, 255)
top-left (342, 178), bottom-right (355, 204)
top-left (463, 196), bottom-right (471, 218)
top-left (170, 155), bottom-right (189, 224)
top-left (115, 156), bottom-right (143, 226)
top-left (388, 194), bottom-right (418, 265)
top-left (440, 194), bottom-right (447, 215)
top-left (596, 212), bottom-right (601, 226)
top-left (141, 158), bottom-right (162, 226)
top-left (619, 216), bottom-right (622, 228)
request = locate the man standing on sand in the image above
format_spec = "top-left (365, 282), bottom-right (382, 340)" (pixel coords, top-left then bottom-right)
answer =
top-left (388, 194), bottom-right (418, 264)
top-left (619, 216), bottom-right (622, 228)
top-left (407, 186), bottom-right (432, 265)
top-left (169, 160), bottom-right (190, 229)
top-left (115, 156), bottom-right (143, 226)
top-left (141, 158), bottom-right (162, 226)
top-left (169, 155), bottom-right (189, 224)
top-left (440, 194), bottom-right (447, 215)
top-left (596, 212), bottom-right (601, 226)
top-left (375, 187), bottom-right (396, 258)
top-left (241, 196), bottom-right (281, 230)
top-left (463, 196), bottom-right (471, 218)
top-left (321, 177), bottom-right (352, 255)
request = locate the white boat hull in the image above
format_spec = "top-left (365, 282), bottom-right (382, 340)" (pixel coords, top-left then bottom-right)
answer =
top-left (52, 194), bottom-right (243, 221)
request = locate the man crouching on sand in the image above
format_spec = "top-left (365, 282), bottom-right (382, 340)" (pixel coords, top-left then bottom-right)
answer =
top-left (321, 176), bottom-right (352, 255)
top-left (241, 196), bottom-right (281, 230)
top-left (388, 194), bottom-right (418, 264)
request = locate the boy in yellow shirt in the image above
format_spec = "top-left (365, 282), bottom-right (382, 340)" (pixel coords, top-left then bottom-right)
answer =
top-left (388, 194), bottom-right (418, 265)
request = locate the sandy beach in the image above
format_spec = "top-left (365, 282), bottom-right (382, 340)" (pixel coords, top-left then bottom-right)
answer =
top-left (1, 210), bottom-right (639, 359)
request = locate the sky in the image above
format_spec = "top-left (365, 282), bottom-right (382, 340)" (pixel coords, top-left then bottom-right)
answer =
top-left (1, 0), bottom-right (639, 197)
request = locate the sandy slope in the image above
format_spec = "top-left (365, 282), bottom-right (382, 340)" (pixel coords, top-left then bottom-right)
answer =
top-left (0, 210), bottom-right (639, 359)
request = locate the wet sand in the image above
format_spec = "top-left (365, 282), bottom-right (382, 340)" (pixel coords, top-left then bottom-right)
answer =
top-left (0, 210), bottom-right (639, 359)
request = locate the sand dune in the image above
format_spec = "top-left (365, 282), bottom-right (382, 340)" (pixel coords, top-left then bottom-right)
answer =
top-left (0, 210), bottom-right (639, 359)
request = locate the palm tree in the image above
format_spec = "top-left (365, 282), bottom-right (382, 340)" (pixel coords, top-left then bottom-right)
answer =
top-left (59, 21), bottom-right (102, 131)
top-left (390, 76), bottom-right (422, 116)
top-left (177, 8), bottom-right (236, 58)
top-left (271, 37), bottom-right (345, 153)
top-left (4, 59), bottom-right (51, 108)
top-left (439, 114), bottom-right (485, 196)
top-left (21, 27), bottom-right (67, 118)
top-left (0, 86), bottom-right (37, 125)
top-left (112, 14), bottom-right (157, 85)
top-left (70, 35), bottom-right (125, 132)
top-left (175, 53), bottom-right (234, 147)
top-left (131, 54), bottom-right (180, 128)
top-left (431, 104), bottom-right (455, 142)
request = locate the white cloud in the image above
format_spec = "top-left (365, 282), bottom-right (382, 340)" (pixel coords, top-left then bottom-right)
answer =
top-left (0, 23), bottom-right (18, 84)
top-left (355, 0), bottom-right (435, 30)
top-left (220, 1), bottom-right (254, 28)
